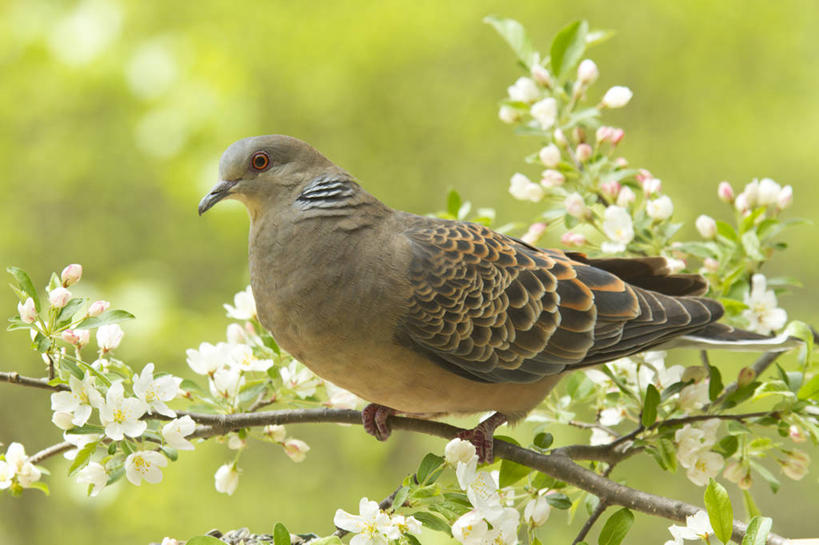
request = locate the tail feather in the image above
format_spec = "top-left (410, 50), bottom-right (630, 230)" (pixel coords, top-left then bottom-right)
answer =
top-left (659, 323), bottom-right (801, 351)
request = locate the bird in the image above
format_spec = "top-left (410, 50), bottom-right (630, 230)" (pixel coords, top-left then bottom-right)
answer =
top-left (198, 134), bottom-right (797, 462)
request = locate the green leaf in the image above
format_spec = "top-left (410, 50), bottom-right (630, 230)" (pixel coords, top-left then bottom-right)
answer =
top-left (416, 453), bottom-right (444, 484)
top-left (446, 188), bottom-right (462, 217)
top-left (392, 486), bottom-right (410, 509)
top-left (533, 432), bottom-right (553, 450)
top-left (565, 373), bottom-right (594, 399)
top-left (7, 266), bottom-right (40, 311)
top-left (742, 489), bottom-right (761, 519)
top-left (741, 516), bottom-right (772, 545)
top-left (749, 460), bottom-right (780, 493)
top-left (68, 440), bottom-right (99, 476)
top-left (76, 309), bottom-right (135, 329)
top-left (641, 384), bottom-right (660, 427)
top-left (413, 511), bottom-right (452, 535)
top-left (598, 508), bottom-right (634, 545)
top-left (186, 537), bottom-right (226, 545)
top-left (715, 220), bottom-right (739, 243)
top-left (713, 435), bottom-right (739, 458)
top-left (586, 28), bottom-right (616, 47)
top-left (545, 492), bottom-right (572, 510)
top-left (273, 522), bottom-right (290, 545)
top-left (532, 472), bottom-right (564, 490)
top-left (26, 481), bottom-right (50, 495)
top-left (798, 373), bottom-right (819, 400)
top-left (60, 356), bottom-right (84, 379)
top-left (56, 298), bottom-right (86, 329)
top-left (499, 459), bottom-right (531, 487)
top-left (704, 478), bottom-right (733, 543)
top-left (708, 365), bottom-right (724, 401)
top-left (160, 446), bottom-right (178, 461)
top-left (741, 231), bottom-right (764, 261)
top-left (238, 381), bottom-right (269, 405)
top-left (786, 320), bottom-right (814, 365)
top-left (484, 16), bottom-right (535, 68)
top-left (550, 20), bottom-right (588, 78)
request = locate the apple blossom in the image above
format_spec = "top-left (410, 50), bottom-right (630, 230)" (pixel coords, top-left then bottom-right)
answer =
top-left (52, 411), bottom-right (75, 430)
top-left (133, 363), bottom-right (181, 417)
top-left (601, 85), bottom-right (632, 108)
top-left (445, 438), bottom-right (478, 465)
top-left (685, 450), bottom-right (724, 486)
top-left (595, 125), bottom-right (614, 143)
top-left (530, 97), bottom-right (557, 129)
top-left (789, 424), bottom-right (806, 443)
top-left (777, 184), bottom-right (793, 209)
top-left (590, 427), bottom-right (616, 446)
top-left (647, 195), bottom-right (674, 220)
top-left (560, 231), bottom-right (587, 247)
top-left (734, 192), bottom-right (751, 213)
top-left (226, 323), bottom-right (248, 344)
top-left (743, 273), bottom-right (787, 334)
top-left (334, 497), bottom-right (395, 545)
top-left (538, 143), bottom-right (561, 167)
top-left (280, 361), bottom-right (320, 398)
top-left (665, 257), bottom-right (686, 274)
top-left (99, 381), bottom-right (147, 440)
top-left (520, 222), bottom-right (547, 245)
top-left (63, 432), bottom-right (100, 460)
top-left (264, 424), bottom-right (287, 442)
top-left (695, 214), bottom-right (717, 239)
top-left (87, 300), bottom-right (110, 317)
top-left (229, 344), bottom-right (274, 373)
top-left (508, 173), bottom-right (544, 202)
top-left (523, 494), bottom-right (551, 526)
top-left (389, 514), bottom-right (423, 539)
top-left (186, 341), bottom-right (231, 375)
top-left (48, 287), bottom-right (71, 309)
top-left (498, 105), bottom-right (519, 124)
top-left (564, 192), bottom-right (588, 218)
top-left (615, 156), bottom-right (628, 168)
top-left (50, 374), bottom-right (104, 427)
top-left (678, 380), bottom-right (709, 411)
top-left (323, 382), bottom-right (361, 409)
top-left (17, 297), bottom-right (37, 324)
top-left (96, 323), bottom-right (124, 351)
top-left (553, 128), bottom-right (567, 146)
top-left (76, 462), bottom-right (107, 496)
top-left (61, 328), bottom-right (90, 346)
top-left (616, 186), bottom-right (636, 207)
top-left (214, 463), bottom-right (240, 495)
top-left (756, 177), bottom-right (781, 206)
top-left (741, 179), bottom-right (760, 206)
top-left (282, 438), bottom-right (310, 462)
top-left (224, 286), bottom-right (256, 320)
top-left (1, 442), bottom-right (41, 488)
top-left (60, 264), bottom-right (83, 286)
top-left (0, 460), bottom-right (13, 490)
top-left (507, 76), bottom-right (539, 103)
top-left (609, 127), bottom-right (625, 144)
top-left (161, 415), bottom-right (196, 450)
top-left (702, 258), bottom-right (719, 274)
top-left (666, 511), bottom-right (715, 543)
top-left (717, 181), bottom-right (734, 202)
top-left (577, 59), bottom-right (598, 84)
top-left (641, 177), bottom-right (662, 195)
top-left (780, 449), bottom-right (810, 480)
top-left (575, 143), bottom-right (592, 162)
top-left (723, 460), bottom-right (752, 489)
top-left (209, 366), bottom-right (245, 405)
top-left (530, 63), bottom-right (551, 86)
top-left (600, 180), bottom-right (620, 199)
top-left (599, 407), bottom-right (625, 426)
top-left (125, 450), bottom-right (167, 485)
top-left (602, 205), bottom-right (634, 250)
top-left (540, 169), bottom-right (565, 188)
top-left (452, 510), bottom-right (489, 545)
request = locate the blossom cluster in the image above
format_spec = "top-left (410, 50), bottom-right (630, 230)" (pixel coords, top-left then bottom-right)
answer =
top-left (333, 497), bottom-right (423, 545)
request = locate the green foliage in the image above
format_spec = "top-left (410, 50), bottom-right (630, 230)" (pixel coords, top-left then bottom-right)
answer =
top-left (598, 508), bottom-right (633, 545)
top-left (704, 479), bottom-right (733, 544)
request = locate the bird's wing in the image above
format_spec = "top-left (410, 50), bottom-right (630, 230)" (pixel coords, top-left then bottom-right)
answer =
top-left (399, 219), bottom-right (723, 384)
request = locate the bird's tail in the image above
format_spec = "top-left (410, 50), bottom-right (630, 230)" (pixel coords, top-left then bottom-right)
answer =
top-left (658, 323), bottom-right (802, 351)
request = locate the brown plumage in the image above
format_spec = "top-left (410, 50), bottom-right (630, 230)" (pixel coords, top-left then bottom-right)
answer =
top-left (198, 135), bottom-right (778, 462)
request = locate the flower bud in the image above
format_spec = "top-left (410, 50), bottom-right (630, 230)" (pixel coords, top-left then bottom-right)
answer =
top-left (226, 323), bottom-right (248, 344)
top-left (641, 177), bottom-right (662, 196)
top-left (595, 126), bottom-right (614, 143)
top-left (87, 300), bottom-right (110, 317)
top-left (498, 105), bottom-right (519, 124)
top-left (553, 129), bottom-right (567, 146)
top-left (531, 64), bottom-right (552, 87)
top-left (538, 144), bottom-right (561, 167)
top-left (616, 186), bottom-right (636, 207)
top-left (756, 178), bottom-right (781, 206)
top-left (702, 258), bottom-right (720, 274)
top-left (264, 424), bottom-right (287, 442)
top-left (600, 180), bottom-right (621, 199)
top-left (682, 366), bottom-right (708, 383)
top-left (445, 438), bottom-right (477, 465)
top-left (666, 257), bottom-right (686, 274)
top-left (695, 215), bottom-right (717, 239)
top-left (52, 410), bottom-right (75, 430)
top-left (609, 128), bottom-right (625, 145)
top-left (524, 495), bottom-right (551, 526)
top-left (781, 449), bottom-right (810, 480)
top-left (789, 425), bottom-right (806, 443)
top-left (509, 173), bottom-right (545, 202)
top-left (540, 169), bottom-right (565, 188)
top-left (614, 157), bottom-right (628, 168)
top-left (577, 59), bottom-right (599, 85)
top-left (48, 287), bottom-right (72, 309)
top-left (717, 181), bottom-right (734, 203)
top-left (564, 193), bottom-right (588, 219)
top-left (214, 463), bottom-right (240, 495)
top-left (723, 460), bottom-right (750, 487)
top-left (737, 367), bottom-right (756, 387)
top-left (507, 77), bottom-right (540, 103)
top-left (17, 297), bottom-right (37, 324)
top-left (282, 438), bottom-right (310, 463)
top-left (521, 222), bottom-right (548, 245)
top-left (227, 434), bottom-right (246, 450)
top-left (646, 196), bottom-right (674, 220)
top-left (734, 192), bottom-right (751, 213)
top-left (601, 86), bottom-right (633, 108)
top-left (635, 169), bottom-right (653, 183)
top-left (97, 324), bottom-right (124, 351)
top-left (777, 185), bottom-right (793, 210)
top-left (60, 264), bottom-right (83, 287)
top-left (560, 232), bottom-right (587, 247)
top-left (531, 97), bottom-right (557, 130)
top-left (62, 329), bottom-right (80, 345)
top-left (575, 143), bottom-right (593, 162)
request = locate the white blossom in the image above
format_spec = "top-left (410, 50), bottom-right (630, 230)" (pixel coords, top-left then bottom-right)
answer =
top-left (96, 324), bottom-right (124, 351)
top-left (323, 382), bottom-right (361, 409)
top-left (0, 459), bottom-right (14, 490)
top-left (575, 143), bottom-right (593, 162)
top-left (1, 442), bottom-right (41, 488)
top-left (161, 415), bottom-right (196, 450)
top-left (280, 361), bottom-right (320, 398)
top-left (209, 366), bottom-right (245, 405)
top-left (48, 287), bottom-right (72, 309)
top-left (133, 363), bottom-right (181, 417)
top-left (445, 438), bottom-right (478, 465)
top-left (498, 105), bottom-right (519, 124)
top-left (685, 451), bottom-right (724, 486)
top-left (590, 427), bottom-right (616, 446)
top-left (264, 424), bottom-right (287, 442)
top-left (695, 215), bottom-right (717, 239)
top-left (63, 432), bottom-right (100, 460)
top-left (734, 192), bottom-right (751, 213)
top-left (50, 373), bottom-right (104, 427)
top-left (601, 86), bottom-right (632, 108)
top-left (523, 494), bottom-right (551, 526)
top-left (214, 463), bottom-right (240, 495)
top-left (507, 76), bottom-right (540, 103)
top-left (679, 381), bottom-right (709, 411)
top-left (647, 195), bottom-right (674, 220)
top-left (616, 185), bottom-right (636, 207)
top-left (530, 63), bottom-right (552, 86)
top-left (531, 97), bottom-right (557, 130)
top-left (538, 144), bottom-right (561, 167)
top-left (540, 169), bottom-right (565, 188)
top-left (777, 185), bottom-right (793, 210)
top-left (76, 462), bottom-right (107, 496)
top-left (743, 274), bottom-right (787, 334)
top-left (741, 179), bottom-right (760, 207)
top-left (17, 297), bottom-right (37, 324)
top-left (87, 300), bottom-right (110, 317)
top-left (60, 264), bottom-right (83, 286)
top-left (602, 205), bottom-right (634, 249)
top-left (642, 177), bottom-right (662, 195)
top-left (229, 344), bottom-right (274, 373)
top-left (666, 510), bottom-right (715, 543)
top-left (509, 173), bottom-right (544, 202)
top-left (52, 411), bottom-right (75, 430)
top-left (186, 341), bottom-right (231, 375)
top-left (577, 59), bottom-right (598, 84)
top-left (282, 438), bottom-right (310, 462)
top-left (334, 497), bottom-right (395, 545)
top-left (717, 181), bottom-right (734, 203)
top-left (224, 286), bottom-right (256, 320)
top-left (99, 381), bottom-right (148, 440)
top-left (780, 449), bottom-right (810, 480)
top-left (389, 514), bottom-right (423, 539)
top-left (125, 450), bottom-right (167, 485)
top-left (599, 407), bottom-right (626, 427)
top-left (564, 192), bottom-right (588, 218)
top-left (452, 510), bottom-right (489, 545)
top-left (756, 177), bottom-right (781, 206)
top-left (226, 323), bottom-right (248, 344)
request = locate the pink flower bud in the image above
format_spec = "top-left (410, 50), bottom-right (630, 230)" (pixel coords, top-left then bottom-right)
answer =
top-left (635, 169), bottom-right (653, 183)
top-left (595, 126), bottom-right (614, 143)
top-left (616, 186), bottom-right (636, 207)
top-left (789, 425), bottom-right (806, 443)
top-left (600, 180), bottom-right (621, 199)
top-left (17, 297), bottom-right (37, 324)
top-left (695, 215), bottom-right (717, 239)
top-left (560, 232), bottom-right (587, 247)
top-left (62, 328), bottom-right (90, 346)
top-left (575, 143), bottom-right (592, 162)
top-left (538, 144), bottom-right (561, 167)
top-left (577, 59), bottom-right (599, 85)
top-left (737, 367), bottom-right (756, 387)
top-left (531, 64), bottom-right (552, 87)
top-left (703, 258), bottom-right (720, 274)
top-left (60, 264), bottom-right (83, 287)
top-left (521, 223), bottom-right (548, 245)
top-left (540, 169), bottom-right (565, 188)
top-left (282, 438), bottom-right (310, 463)
top-left (734, 192), bottom-right (751, 213)
top-left (777, 185), bottom-right (793, 210)
top-left (642, 177), bottom-right (662, 196)
top-left (781, 449), bottom-right (810, 480)
top-left (48, 287), bottom-right (72, 309)
top-left (88, 300), bottom-right (110, 317)
top-left (717, 181), bottom-right (734, 203)
top-left (62, 330), bottom-right (80, 345)
top-left (564, 193), bottom-right (588, 219)
top-left (614, 157), bottom-right (628, 168)
top-left (609, 128), bottom-right (624, 145)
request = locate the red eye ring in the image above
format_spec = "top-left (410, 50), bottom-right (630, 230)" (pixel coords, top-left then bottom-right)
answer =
top-left (251, 151), bottom-right (270, 170)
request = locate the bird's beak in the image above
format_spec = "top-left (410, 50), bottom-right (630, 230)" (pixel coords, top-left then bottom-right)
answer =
top-left (198, 180), bottom-right (238, 215)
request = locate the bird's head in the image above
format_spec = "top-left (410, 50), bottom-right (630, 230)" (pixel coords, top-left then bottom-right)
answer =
top-left (198, 135), bottom-right (339, 218)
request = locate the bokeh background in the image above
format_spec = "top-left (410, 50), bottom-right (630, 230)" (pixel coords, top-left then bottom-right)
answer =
top-left (2, 1), bottom-right (818, 543)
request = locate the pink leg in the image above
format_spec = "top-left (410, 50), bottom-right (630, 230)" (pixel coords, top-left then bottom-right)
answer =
top-left (362, 403), bottom-right (397, 441)
top-left (457, 412), bottom-right (508, 463)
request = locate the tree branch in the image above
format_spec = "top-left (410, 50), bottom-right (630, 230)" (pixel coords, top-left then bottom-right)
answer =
top-left (0, 371), bottom-right (67, 391)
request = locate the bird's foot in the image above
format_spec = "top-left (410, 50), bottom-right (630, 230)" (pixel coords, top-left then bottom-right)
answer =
top-left (457, 412), bottom-right (508, 464)
top-left (362, 404), bottom-right (397, 441)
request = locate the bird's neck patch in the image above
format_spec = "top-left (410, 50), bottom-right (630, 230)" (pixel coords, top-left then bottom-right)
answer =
top-left (296, 174), bottom-right (358, 210)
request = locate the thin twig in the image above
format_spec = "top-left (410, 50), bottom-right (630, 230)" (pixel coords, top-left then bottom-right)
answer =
top-left (29, 441), bottom-right (73, 464)
top-left (706, 350), bottom-right (783, 410)
top-left (0, 371), bottom-right (67, 391)
top-left (573, 499), bottom-right (608, 544)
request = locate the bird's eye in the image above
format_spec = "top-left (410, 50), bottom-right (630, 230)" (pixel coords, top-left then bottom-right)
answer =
top-left (251, 151), bottom-right (270, 171)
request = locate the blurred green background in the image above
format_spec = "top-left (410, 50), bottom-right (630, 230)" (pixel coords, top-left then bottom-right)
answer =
top-left (1, 0), bottom-right (818, 543)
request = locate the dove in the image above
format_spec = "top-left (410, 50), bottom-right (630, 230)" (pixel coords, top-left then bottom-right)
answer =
top-left (199, 135), bottom-right (795, 461)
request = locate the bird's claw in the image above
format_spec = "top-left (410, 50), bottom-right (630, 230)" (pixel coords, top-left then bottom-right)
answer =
top-left (362, 404), bottom-right (396, 441)
top-left (457, 412), bottom-right (508, 464)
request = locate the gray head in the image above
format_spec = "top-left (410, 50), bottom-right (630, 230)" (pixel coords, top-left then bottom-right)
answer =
top-left (198, 135), bottom-right (343, 218)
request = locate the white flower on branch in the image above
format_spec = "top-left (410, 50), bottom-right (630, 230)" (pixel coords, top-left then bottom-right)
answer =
top-left (209, 367), bottom-right (245, 406)
top-left (523, 494), bottom-right (551, 527)
top-left (678, 380), bottom-right (709, 411)
top-left (685, 451), bottom-right (724, 486)
top-left (186, 341), bottom-right (232, 375)
top-left (133, 363), bottom-right (181, 417)
top-left (0, 442), bottom-right (41, 488)
top-left (76, 462), bottom-right (107, 496)
top-left (564, 192), bottom-right (588, 219)
top-left (507, 76), bottom-right (540, 103)
top-left (323, 382), bottom-right (362, 410)
top-left (665, 510), bottom-right (715, 544)
top-left (616, 185), bottom-right (636, 207)
top-left (695, 215), bottom-right (717, 239)
top-left (647, 195), bottom-right (674, 220)
top-left (577, 59), bottom-right (599, 85)
top-left (229, 344), bottom-right (274, 373)
top-left (60, 264), bottom-right (83, 287)
top-left (48, 287), bottom-right (71, 309)
top-left (531, 97), bottom-right (557, 130)
top-left (509, 173), bottom-right (544, 202)
top-left (17, 297), bottom-right (37, 324)
top-left (780, 449), bottom-right (810, 481)
top-left (599, 407), bottom-right (626, 427)
top-left (99, 381), bottom-right (147, 440)
top-left (777, 184), bottom-right (793, 210)
top-left (540, 169), bottom-right (565, 188)
top-left (743, 273), bottom-right (787, 334)
top-left (452, 510), bottom-right (489, 545)
top-left (590, 427), bottom-right (616, 446)
top-left (601, 85), bottom-right (632, 108)
top-left (445, 438), bottom-right (478, 465)
top-left (161, 415), bottom-right (196, 451)
top-left (334, 497), bottom-right (395, 545)
top-left (50, 374), bottom-right (104, 427)
top-left (226, 323), bottom-right (249, 344)
top-left (538, 144), bottom-right (561, 167)
top-left (125, 450), bottom-right (167, 485)
top-left (756, 177), bottom-right (781, 206)
top-left (280, 361), bottom-right (320, 399)
top-left (224, 285), bottom-right (256, 320)
top-left (602, 205), bottom-right (634, 252)
top-left (498, 105), bottom-right (519, 124)
top-left (96, 323), bottom-right (124, 352)
top-left (717, 181), bottom-right (734, 203)
top-left (87, 299), bottom-right (110, 317)
top-left (214, 463), bottom-right (240, 495)
top-left (282, 438), bottom-right (310, 463)
top-left (389, 514), bottom-right (423, 539)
